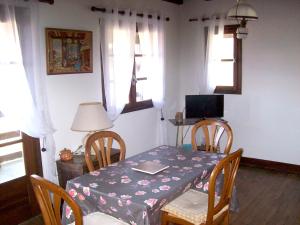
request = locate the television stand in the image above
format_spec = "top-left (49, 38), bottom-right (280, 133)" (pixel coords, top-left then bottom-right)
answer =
top-left (168, 118), bottom-right (226, 147)
top-left (168, 118), bottom-right (201, 147)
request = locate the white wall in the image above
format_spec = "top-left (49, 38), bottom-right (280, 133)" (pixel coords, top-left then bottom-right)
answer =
top-left (38, 0), bottom-right (180, 159)
top-left (179, 0), bottom-right (300, 165)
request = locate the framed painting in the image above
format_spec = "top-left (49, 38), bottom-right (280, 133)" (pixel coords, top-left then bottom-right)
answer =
top-left (46, 28), bottom-right (93, 75)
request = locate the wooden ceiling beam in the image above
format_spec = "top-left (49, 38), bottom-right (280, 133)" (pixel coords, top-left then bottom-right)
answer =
top-left (24, 0), bottom-right (54, 4)
top-left (37, 0), bottom-right (54, 4)
top-left (162, 0), bottom-right (183, 5)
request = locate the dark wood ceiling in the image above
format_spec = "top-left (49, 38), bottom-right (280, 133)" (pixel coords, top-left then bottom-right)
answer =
top-left (37, 0), bottom-right (187, 6)
top-left (37, 0), bottom-right (54, 4)
top-left (162, 0), bottom-right (183, 4)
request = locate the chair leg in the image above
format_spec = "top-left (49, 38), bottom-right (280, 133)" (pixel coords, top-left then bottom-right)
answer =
top-left (222, 211), bottom-right (229, 225)
top-left (161, 211), bottom-right (168, 225)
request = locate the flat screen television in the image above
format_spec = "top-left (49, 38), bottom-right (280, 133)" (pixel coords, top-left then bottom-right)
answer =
top-left (185, 95), bottom-right (224, 119)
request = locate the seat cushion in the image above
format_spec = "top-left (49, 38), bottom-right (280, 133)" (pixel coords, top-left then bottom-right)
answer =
top-left (68, 212), bottom-right (129, 225)
top-left (162, 189), bottom-right (214, 225)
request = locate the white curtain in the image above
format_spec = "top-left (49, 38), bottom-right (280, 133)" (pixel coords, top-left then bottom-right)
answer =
top-left (138, 15), bottom-right (167, 145)
top-left (138, 14), bottom-right (165, 109)
top-left (204, 17), bottom-right (225, 93)
top-left (0, 0), bottom-right (56, 182)
top-left (100, 10), bottom-right (136, 120)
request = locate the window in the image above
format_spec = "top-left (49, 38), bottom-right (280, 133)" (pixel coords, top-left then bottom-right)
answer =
top-left (122, 25), bottom-right (153, 113)
top-left (101, 16), bottom-right (164, 117)
top-left (206, 24), bottom-right (242, 94)
top-left (214, 25), bottom-right (242, 94)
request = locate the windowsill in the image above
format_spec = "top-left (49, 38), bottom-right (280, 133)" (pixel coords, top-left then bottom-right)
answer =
top-left (122, 100), bottom-right (153, 114)
top-left (214, 86), bottom-right (241, 95)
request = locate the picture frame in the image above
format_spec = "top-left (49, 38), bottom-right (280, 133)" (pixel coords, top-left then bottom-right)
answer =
top-left (46, 28), bottom-right (93, 75)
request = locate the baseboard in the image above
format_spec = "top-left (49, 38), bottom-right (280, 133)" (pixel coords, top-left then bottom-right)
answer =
top-left (241, 157), bottom-right (300, 175)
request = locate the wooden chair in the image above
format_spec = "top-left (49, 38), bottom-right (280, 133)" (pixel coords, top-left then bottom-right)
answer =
top-left (30, 174), bottom-right (128, 225)
top-left (85, 131), bottom-right (126, 172)
top-left (161, 148), bottom-right (243, 225)
top-left (191, 119), bottom-right (233, 154)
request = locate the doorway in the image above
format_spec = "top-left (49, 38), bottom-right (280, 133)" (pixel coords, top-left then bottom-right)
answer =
top-left (0, 116), bottom-right (43, 225)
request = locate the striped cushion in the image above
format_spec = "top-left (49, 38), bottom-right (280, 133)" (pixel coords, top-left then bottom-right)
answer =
top-left (162, 189), bottom-right (219, 225)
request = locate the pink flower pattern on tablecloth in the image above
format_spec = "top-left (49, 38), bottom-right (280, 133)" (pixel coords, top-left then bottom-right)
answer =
top-left (196, 182), bottom-right (203, 189)
top-left (135, 191), bottom-right (147, 196)
top-left (89, 183), bottom-right (98, 188)
top-left (78, 193), bottom-right (85, 201)
top-left (144, 198), bottom-right (158, 207)
top-left (110, 206), bottom-right (118, 212)
top-left (65, 205), bottom-right (72, 219)
top-left (159, 185), bottom-right (171, 191)
top-left (118, 199), bottom-right (123, 207)
top-left (99, 196), bottom-right (107, 205)
top-left (121, 194), bottom-right (132, 199)
top-left (126, 199), bottom-right (132, 205)
top-left (201, 170), bottom-right (208, 179)
top-left (121, 177), bottom-right (132, 184)
top-left (192, 156), bottom-right (202, 161)
top-left (83, 187), bottom-right (90, 196)
top-left (161, 177), bottom-right (171, 183)
top-left (68, 189), bottom-right (77, 198)
top-left (108, 192), bottom-right (117, 197)
top-left (90, 171), bottom-right (100, 176)
top-left (137, 180), bottom-right (150, 186)
top-left (152, 189), bottom-right (160, 193)
top-left (203, 182), bottom-right (209, 191)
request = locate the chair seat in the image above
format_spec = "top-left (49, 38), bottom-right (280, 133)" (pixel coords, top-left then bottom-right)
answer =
top-left (162, 189), bottom-right (218, 225)
top-left (69, 212), bottom-right (129, 225)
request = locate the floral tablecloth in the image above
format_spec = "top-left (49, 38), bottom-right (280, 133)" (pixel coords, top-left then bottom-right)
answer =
top-left (63, 145), bottom-right (231, 225)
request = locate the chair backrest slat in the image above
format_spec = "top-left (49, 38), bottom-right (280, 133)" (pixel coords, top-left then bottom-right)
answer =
top-left (192, 119), bottom-right (233, 154)
top-left (85, 131), bottom-right (126, 172)
top-left (106, 137), bottom-right (113, 164)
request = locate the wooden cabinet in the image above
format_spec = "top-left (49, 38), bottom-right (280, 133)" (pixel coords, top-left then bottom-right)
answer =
top-left (56, 149), bottom-right (120, 189)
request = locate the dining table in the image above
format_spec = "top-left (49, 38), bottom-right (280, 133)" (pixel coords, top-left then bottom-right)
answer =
top-left (62, 145), bottom-right (238, 225)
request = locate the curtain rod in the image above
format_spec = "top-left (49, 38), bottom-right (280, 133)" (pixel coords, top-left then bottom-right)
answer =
top-left (188, 17), bottom-right (220, 22)
top-left (91, 6), bottom-right (170, 22)
top-left (24, 0), bottom-right (54, 4)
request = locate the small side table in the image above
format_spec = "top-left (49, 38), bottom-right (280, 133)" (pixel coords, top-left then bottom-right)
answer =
top-left (56, 149), bottom-right (120, 189)
top-left (168, 118), bottom-right (201, 147)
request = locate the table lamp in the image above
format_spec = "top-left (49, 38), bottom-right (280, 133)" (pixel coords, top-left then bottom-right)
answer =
top-left (71, 102), bottom-right (113, 153)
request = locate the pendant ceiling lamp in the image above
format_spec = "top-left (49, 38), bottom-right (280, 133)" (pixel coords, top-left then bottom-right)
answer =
top-left (227, 0), bottom-right (258, 39)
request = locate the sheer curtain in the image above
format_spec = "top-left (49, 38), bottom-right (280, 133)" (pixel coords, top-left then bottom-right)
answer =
top-left (204, 17), bottom-right (225, 93)
top-left (0, 0), bottom-right (56, 182)
top-left (100, 10), bottom-right (136, 120)
top-left (138, 15), bottom-right (165, 109)
top-left (138, 15), bottom-right (166, 145)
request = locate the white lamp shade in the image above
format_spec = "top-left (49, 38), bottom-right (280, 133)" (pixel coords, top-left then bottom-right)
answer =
top-left (71, 102), bottom-right (113, 132)
top-left (227, 1), bottom-right (258, 21)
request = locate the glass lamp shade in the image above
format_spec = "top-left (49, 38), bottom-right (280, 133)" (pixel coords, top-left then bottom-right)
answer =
top-left (236, 27), bottom-right (248, 39)
top-left (227, 0), bottom-right (258, 21)
top-left (71, 102), bottom-right (113, 132)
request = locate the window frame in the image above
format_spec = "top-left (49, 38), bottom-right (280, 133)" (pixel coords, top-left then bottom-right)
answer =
top-left (214, 24), bottom-right (242, 95)
top-left (122, 50), bottom-right (153, 113)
